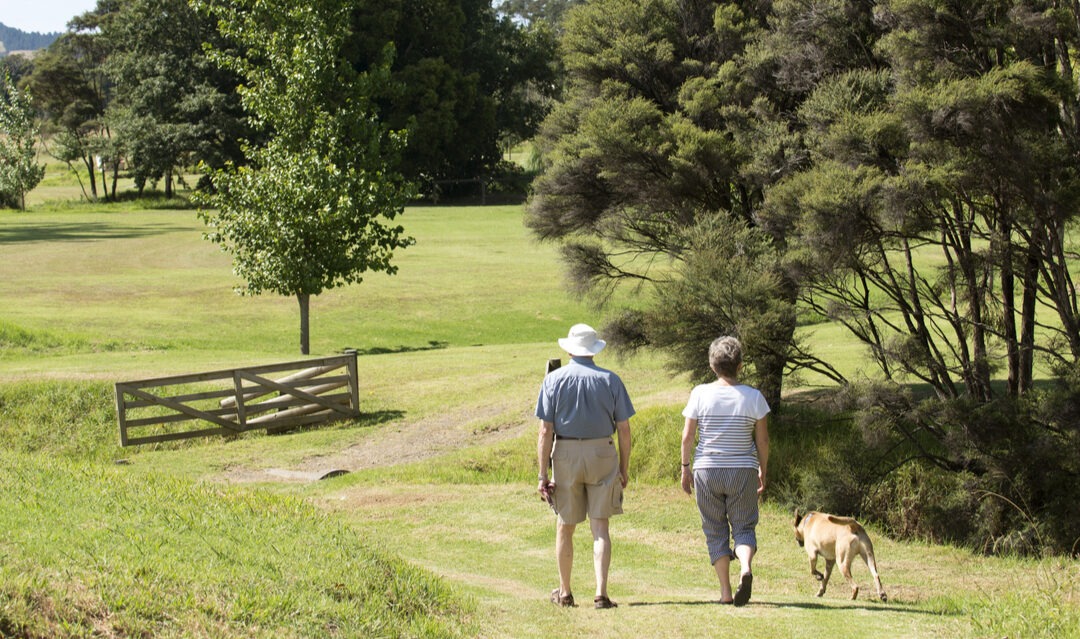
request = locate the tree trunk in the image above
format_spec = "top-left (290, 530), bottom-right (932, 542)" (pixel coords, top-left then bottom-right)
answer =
top-left (84, 154), bottom-right (98, 199)
top-left (297, 293), bottom-right (310, 355)
top-left (1018, 223), bottom-right (1042, 395)
top-left (111, 161), bottom-right (120, 200)
top-left (998, 214), bottom-right (1019, 396)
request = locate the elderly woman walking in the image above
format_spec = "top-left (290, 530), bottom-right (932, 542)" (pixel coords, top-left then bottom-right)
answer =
top-left (680, 336), bottom-right (770, 606)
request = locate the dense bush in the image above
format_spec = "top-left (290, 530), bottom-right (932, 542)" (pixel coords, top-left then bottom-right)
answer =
top-left (780, 377), bottom-right (1080, 557)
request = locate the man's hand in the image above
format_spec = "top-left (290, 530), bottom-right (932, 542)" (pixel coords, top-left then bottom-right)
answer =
top-left (538, 479), bottom-right (556, 512)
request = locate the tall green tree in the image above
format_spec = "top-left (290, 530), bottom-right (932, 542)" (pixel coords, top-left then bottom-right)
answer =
top-left (22, 22), bottom-right (111, 200)
top-left (103, 0), bottom-right (248, 197)
top-left (194, 0), bottom-right (414, 355)
top-left (0, 70), bottom-right (45, 210)
top-left (753, 0), bottom-right (1080, 552)
top-left (526, 0), bottom-right (794, 403)
top-left (762, 0), bottom-right (1080, 400)
top-left (345, 0), bottom-right (558, 192)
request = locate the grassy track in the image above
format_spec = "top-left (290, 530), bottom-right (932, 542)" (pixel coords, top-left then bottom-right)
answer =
top-left (1, 198), bottom-right (1077, 637)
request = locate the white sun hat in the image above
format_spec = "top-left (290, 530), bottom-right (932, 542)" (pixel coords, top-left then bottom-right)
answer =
top-left (558, 323), bottom-right (606, 357)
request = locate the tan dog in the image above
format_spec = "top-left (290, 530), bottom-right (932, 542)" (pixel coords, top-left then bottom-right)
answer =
top-left (793, 509), bottom-right (887, 602)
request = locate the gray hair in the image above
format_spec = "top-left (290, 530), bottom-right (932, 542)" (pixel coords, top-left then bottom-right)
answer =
top-left (708, 336), bottom-right (742, 378)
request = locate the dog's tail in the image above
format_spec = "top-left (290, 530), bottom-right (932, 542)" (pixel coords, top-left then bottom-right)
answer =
top-left (826, 514), bottom-right (859, 526)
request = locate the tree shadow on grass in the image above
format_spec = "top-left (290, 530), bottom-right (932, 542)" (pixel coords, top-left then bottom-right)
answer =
top-left (0, 222), bottom-right (191, 244)
top-left (343, 341), bottom-right (449, 356)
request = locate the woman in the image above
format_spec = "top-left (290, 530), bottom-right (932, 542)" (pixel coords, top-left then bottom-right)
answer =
top-left (680, 336), bottom-right (770, 606)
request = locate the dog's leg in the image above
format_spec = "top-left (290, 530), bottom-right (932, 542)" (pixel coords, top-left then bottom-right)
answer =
top-left (863, 546), bottom-right (887, 602)
top-left (839, 549), bottom-right (858, 600)
top-left (817, 558), bottom-right (834, 597)
top-left (809, 554), bottom-right (824, 581)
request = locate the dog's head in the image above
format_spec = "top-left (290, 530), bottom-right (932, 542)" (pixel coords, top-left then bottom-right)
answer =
top-left (793, 508), bottom-right (805, 547)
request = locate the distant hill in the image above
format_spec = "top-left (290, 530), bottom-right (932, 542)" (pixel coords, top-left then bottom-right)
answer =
top-left (0, 22), bottom-right (60, 56)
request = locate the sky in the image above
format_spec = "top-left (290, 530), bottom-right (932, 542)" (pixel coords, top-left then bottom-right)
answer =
top-left (1, 0), bottom-right (98, 34)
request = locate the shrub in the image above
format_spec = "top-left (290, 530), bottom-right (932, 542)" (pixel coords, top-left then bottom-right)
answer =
top-left (783, 377), bottom-right (1080, 556)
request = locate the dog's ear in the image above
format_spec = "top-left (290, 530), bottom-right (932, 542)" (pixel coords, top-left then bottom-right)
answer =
top-left (793, 508), bottom-right (802, 526)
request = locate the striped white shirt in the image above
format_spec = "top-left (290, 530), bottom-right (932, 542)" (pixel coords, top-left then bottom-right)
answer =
top-left (682, 382), bottom-right (770, 470)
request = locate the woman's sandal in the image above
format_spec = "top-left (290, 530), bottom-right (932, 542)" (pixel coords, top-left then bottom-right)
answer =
top-left (550, 588), bottom-right (575, 607)
top-left (733, 573), bottom-right (753, 607)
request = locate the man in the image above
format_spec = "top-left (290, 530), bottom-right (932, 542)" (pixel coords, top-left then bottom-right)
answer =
top-left (536, 323), bottom-right (634, 609)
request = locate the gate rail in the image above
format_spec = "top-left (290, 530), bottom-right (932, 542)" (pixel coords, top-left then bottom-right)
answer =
top-left (115, 354), bottom-right (359, 446)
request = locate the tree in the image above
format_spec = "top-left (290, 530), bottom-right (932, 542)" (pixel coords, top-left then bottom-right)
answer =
top-left (102, 0), bottom-right (249, 197)
top-left (21, 24), bottom-right (111, 200)
top-left (345, 0), bottom-right (558, 192)
top-left (194, 0), bottom-right (415, 355)
top-left (525, 0), bottom-right (795, 404)
top-left (0, 70), bottom-right (45, 209)
top-left (753, 0), bottom-right (1080, 553)
top-left (762, 0), bottom-right (1080, 400)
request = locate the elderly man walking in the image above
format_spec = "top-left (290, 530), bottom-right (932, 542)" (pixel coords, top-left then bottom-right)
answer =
top-left (536, 323), bottom-right (634, 609)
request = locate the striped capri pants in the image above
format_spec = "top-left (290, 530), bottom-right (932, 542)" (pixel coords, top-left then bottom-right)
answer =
top-left (693, 467), bottom-right (759, 565)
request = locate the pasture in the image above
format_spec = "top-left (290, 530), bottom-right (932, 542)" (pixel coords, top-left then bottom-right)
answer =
top-left (0, 189), bottom-right (1077, 637)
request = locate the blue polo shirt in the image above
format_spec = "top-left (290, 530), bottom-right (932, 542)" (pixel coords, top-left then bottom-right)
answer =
top-left (535, 357), bottom-right (635, 439)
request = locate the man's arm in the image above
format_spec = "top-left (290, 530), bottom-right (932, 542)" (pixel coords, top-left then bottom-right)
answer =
top-left (615, 419), bottom-right (631, 487)
top-left (537, 420), bottom-right (555, 494)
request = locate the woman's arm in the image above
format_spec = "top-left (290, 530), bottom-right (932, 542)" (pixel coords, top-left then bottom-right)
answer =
top-left (754, 415), bottom-right (769, 494)
top-left (680, 417), bottom-right (697, 495)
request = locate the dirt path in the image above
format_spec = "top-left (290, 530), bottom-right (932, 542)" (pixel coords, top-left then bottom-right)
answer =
top-left (220, 400), bottom-right (529, 483)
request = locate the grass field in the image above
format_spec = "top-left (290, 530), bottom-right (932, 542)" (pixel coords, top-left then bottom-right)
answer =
top-left (1, 183), bottom-right (1077, 637)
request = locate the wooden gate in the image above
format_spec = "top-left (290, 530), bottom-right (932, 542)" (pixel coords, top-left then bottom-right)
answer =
top-left (114, 354), bottom-right (359, 446)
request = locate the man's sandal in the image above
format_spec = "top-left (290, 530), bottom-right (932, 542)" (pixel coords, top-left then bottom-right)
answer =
top-left (594, 595), bottom-right (617, 609)
top-left (550, 588), bottom-right (575, 607)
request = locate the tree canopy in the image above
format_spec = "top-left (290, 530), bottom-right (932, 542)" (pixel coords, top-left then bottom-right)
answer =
top-left (528, 0), bottom-right (1080, 553)
top-left (0, 70), bottom-right (45, 209)
top-left (194, 0), bottom-right (414, 356)
top-left (345, 0), bottom-right (558, 191)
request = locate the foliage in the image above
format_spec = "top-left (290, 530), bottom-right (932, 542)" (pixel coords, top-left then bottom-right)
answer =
top-left (528, 0), bottom-right (1080, 555)
top-left (0, 70), bottom-right (44, 209)
top-left (194, 0), bottom-right (415, 355)
top-left (0, 54), bottom-right (34, 86)
top-left (102, 0), bottom-right (249, 198)
top-left (346, 0), bottom-right (559, 191)
top-left (763, 3), bottom-right (1080, 400)
top-left (21, 23), bottom-right (111, 200)
top-left (526, 0), bottom-right (795, 404)
top-left (0, 23), bottom-right (60, 51)
top-left (495, 0), bottom-right (584, 27)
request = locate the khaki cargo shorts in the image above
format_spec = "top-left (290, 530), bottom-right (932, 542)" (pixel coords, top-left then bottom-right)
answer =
top-left (551, 437), bottom-right (623, 525)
